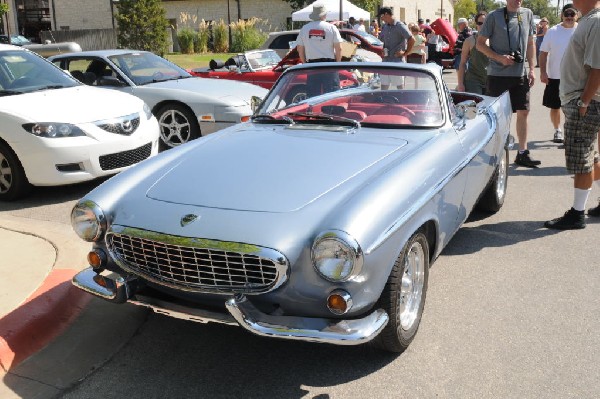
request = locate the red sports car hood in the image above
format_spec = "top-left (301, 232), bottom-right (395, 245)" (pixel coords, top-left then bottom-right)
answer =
top-left (146, 126), bottom-right (408, 212)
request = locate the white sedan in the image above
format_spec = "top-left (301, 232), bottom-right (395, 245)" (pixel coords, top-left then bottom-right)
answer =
top-left (0, 44), bottom-right (160, 201)
top-left (49, 50), bottom-right (268, 149)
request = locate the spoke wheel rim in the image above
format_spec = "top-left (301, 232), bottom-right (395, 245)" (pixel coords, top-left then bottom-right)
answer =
top-left (159, 109), bottom-right (192, 147)
top-left (0, 153), bottom-right (13, 194)
top-left (398, 241), bottom-right (425, 331)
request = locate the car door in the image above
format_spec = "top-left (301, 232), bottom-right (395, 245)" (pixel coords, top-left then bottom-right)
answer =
top-left (453, 89), bottom-right (511, 219)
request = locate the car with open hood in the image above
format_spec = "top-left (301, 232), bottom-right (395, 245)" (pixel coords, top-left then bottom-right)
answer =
top-left (49, 50), bottom-right (268, 149)
top-left (70, 61), bottom-right (513, 353)
top-left (0, 44), bottom-right (159, 201)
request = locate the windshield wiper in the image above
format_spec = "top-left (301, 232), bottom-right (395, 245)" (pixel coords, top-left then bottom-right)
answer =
top-left (0, 89), bottom-right (23, 96)
top-left (27, 85), bottom-right (69, 92)
top-left (286, 112), bottom-right (361, 129)
top-left (251, 114), bottom-right (293, 124)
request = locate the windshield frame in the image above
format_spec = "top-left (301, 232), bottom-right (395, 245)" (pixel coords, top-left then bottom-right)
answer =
top-left (107, 51), bottom-right (192, 86)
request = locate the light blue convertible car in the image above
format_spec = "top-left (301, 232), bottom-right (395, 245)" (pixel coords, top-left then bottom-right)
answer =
top-left (70, 62), bottom-right (513, 353)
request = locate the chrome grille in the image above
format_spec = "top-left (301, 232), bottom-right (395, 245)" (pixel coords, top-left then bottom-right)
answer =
top-left (96, 114), bottom-right (140, 136)
top-left (106, 230), bottom-right (287, 293)
top-left (99, 142), bottom-right (152, 171)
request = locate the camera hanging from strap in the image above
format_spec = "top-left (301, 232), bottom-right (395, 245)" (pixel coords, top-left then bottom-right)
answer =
top-left (503, 7), bottom-right (522, 52)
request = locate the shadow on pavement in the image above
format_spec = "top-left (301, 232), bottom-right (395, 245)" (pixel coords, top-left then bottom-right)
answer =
top-left (441, 218), bottom-right (561, 256)
top-left (0, 177), bottom-right (108, 211)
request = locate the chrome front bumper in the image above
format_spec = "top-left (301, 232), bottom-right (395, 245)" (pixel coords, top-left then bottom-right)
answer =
top-left (72, 267), bottom-right (389, 346)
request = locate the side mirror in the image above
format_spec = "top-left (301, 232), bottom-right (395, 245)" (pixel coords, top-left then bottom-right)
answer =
top-left (456, 100), bottom-right (477, 120)
top-left (97, 76), bottom-right (126, 87)
top-left (250, 96), bottom-right (262, 113)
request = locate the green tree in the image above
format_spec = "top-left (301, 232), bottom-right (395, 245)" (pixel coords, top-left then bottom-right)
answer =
top-left (353, 0), bottom-right (380, 16)
top-left (523, 0), bottom-right (560, 24)
top-left (116, 0), bottom-right (170, 55)
top-left (281, 0), bottom-right (306, 11)
top-left (454, 0), bottom-right (478, 21)
top-left (0, 3), bottom-right (9, 18)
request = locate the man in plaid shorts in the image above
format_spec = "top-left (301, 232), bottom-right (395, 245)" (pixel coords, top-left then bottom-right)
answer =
top-left (545, 0), bottom-right (600, 229)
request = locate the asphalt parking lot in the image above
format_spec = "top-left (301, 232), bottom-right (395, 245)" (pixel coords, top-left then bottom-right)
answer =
top-left (1, 69), bottom-right (599, 399)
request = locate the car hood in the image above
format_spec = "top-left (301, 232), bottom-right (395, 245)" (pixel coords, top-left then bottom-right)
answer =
top-left (145, 77), bottom-right (267, 106)
top-left (146, 125), bottom-right (408, 212)
top-left (0, 85), bottom-right (142, 122)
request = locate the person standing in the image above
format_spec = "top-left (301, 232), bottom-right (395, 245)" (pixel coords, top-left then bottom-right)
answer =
top-left (544, 0), bottom-right (600, 229)
top-left (477, 0), bottom-right (540, 168)
top-left (407, 24), bottom-right (427, 64)
top-left (535, 17), bottom-right (549, 66)
top-left (453, 18), bottom-right (472, 69)
top-left (296, 4), bottom-right (343, 97)
top-left (378, 7), bottom-right (414, 88)
top-left (539, 4), bottom-right (578, 144)
top-left (457, 12), bottom-right (489, 94)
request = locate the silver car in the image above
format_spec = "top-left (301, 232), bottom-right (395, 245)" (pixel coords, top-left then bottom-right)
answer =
top-left (71, 62), bottom-right (513, 353)
top-left (50, 50), bottom-right (268, 149)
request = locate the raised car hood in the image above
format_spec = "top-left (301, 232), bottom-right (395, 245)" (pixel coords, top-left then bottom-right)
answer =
top-left (0, 86), bottom-right (141, 122)
top-left (147, 127), bottom-right (407, 212)
top-left (147, 77), bottom-right (267, 106)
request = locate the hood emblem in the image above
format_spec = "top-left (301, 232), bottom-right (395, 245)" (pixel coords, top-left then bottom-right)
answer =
top-left (180, 214), bottom-right (199, 227)
top-left (121, 119), bottom-right (133, 133)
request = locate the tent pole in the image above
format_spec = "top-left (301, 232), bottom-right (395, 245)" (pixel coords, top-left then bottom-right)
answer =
top-left (339, 0), bottom-right (343, 22)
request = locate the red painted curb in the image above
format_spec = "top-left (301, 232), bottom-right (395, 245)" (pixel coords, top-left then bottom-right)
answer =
top-left (0, 269), bottom-right (91, 371)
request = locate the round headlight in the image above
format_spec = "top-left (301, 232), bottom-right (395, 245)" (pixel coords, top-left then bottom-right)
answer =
top-left (71, 200), bottom-right (106, 242)
top-left (312, 231), bottom-right (363, 282)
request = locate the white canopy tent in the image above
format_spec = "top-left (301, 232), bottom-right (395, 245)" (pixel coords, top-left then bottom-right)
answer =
top-left (292, 0), bottom-right (370, 22)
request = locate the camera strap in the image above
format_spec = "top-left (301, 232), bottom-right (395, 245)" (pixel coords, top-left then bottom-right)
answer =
top-left (503, 7), bottom-right (522, 52)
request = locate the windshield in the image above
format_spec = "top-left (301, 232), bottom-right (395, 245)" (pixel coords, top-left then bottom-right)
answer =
top-left (108, 52), bottom-right (191, 85)
top-left (353, 30), bottom-right (383, 46)
top-left (246, 50), bottom-right (281, 70)
top-left (0, 50), bottom-right (79, 95)
top-left (256, 65), bottom-right (444, 128)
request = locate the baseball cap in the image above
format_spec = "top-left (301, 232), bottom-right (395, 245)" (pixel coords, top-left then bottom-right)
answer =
top-left (562, 3), bottom-right (576, 12)
top-left (457, 18), bottom-right (468, 24)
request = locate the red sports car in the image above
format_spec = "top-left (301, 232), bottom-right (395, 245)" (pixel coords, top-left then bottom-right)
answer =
top-left (190, 48), bottom-right (358, 101)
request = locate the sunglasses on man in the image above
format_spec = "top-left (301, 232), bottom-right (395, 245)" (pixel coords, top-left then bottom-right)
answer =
top-left (476, 21), bottom-right (484, 26)
top-left (564, 10), bottom-right (576, 17)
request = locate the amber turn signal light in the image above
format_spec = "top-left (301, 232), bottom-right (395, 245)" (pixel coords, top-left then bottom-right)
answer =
top-left (87, 249), bottom-right (106, 270)
top-left (327, 290), bottom-right (352, 315)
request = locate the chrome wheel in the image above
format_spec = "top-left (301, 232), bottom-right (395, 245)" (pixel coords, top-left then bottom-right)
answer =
top-left (156, 104), bottom-right (200, 149)
top-left (0, 151), bottom-right (13, 194)
top-left (399, 240), bottom-right (426, 331)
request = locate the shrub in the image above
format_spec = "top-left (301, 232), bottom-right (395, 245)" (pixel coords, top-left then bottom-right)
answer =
top-left (177, 28), bottom-right (196, 54)
top-left (116, 0), bottom-right (169, 55)
top-left (195, 19), bottom-right (210, 53)
top-left (230, 18), bottom-right (269, 52)
top-left (212, 19), bottom-right (229, 53)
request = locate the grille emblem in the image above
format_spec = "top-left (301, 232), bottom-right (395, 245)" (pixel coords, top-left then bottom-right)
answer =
top-left (180, 214), bottom-right (198, 227)
top-left (121, 119), bottom-right (133, 133)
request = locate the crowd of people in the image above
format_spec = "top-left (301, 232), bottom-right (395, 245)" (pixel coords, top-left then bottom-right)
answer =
top-left (298, 0), bottom-right (600, 230)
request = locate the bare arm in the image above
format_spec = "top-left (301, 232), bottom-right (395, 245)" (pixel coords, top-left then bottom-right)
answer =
top-left (298, 45), bottom-right (307, 63)
top-left (526, 35), bottom-right (535, 86)
top-left (579, 68), bottom-right (600, 116)
top-left (399, 36), bottom-right (415, 58)
top-left (457, 37), bottom-right (473, 91)
top-left (334, 42), bottom-right (342, 62)
top-left (539, 51), bottom-right (549, 84)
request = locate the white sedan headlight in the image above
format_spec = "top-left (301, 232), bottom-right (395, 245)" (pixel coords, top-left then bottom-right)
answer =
top-left (312, 231), bottom-right (363, 282)
top-left (22, 122), bottom-right (85, 138)
top-left (71, 200), bottom-right (107, 242)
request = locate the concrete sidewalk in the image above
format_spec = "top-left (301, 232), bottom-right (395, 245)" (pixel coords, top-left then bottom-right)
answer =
top-left (0, 215), bottom-right (148, 398)
top-left (0, 215), bottom-right (91, 372)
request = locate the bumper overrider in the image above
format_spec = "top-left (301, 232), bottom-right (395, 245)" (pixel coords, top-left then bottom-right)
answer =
top-left (72, 267), bottom-right (389, 345)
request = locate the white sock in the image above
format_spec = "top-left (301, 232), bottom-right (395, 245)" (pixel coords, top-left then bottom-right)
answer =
top-left (573, 188), bottom-right (591, 211)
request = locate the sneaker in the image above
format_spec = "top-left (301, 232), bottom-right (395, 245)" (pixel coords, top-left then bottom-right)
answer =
top-left (515, 150), bottom-right (541, 168)
top-left (588, 200), bottom-right (600, 217)
top-left (553, 130), bottom-right (564, 143)
top-left (544, 208), bottom-right (586, 230)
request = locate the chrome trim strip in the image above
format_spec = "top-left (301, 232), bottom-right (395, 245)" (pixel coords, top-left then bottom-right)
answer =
top-left (226, 295), bottom-right (389, 345)
top-left (107, 225), bottom-right (289, 295)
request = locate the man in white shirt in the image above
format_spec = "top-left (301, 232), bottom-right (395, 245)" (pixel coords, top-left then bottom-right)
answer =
top-left (539, 4), bottom-right (578, 143)
top-left (296, 4), bottom-right (344, 97)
